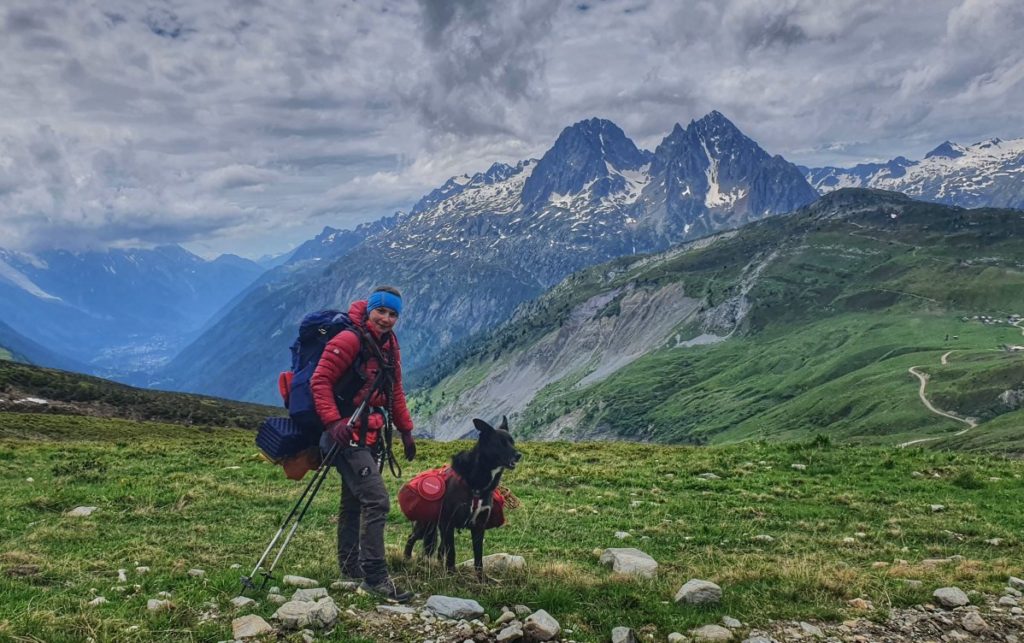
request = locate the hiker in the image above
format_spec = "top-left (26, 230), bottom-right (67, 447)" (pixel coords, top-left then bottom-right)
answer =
top-left (311, 285), bottom-right (416, 603)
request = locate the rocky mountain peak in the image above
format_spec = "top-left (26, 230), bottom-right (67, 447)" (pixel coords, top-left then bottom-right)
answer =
top-left (520, 117), bottom-right (649, 208)
top-left (925, 141), bottom-right (966, 160)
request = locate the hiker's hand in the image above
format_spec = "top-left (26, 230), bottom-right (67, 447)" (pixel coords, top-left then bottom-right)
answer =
top-left (326, 420), bottom-right (353, 445)
top-left (400, 431), bottom-right (416, 461)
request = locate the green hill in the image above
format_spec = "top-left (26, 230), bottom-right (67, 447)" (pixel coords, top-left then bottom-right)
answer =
top-left (0, 360), bottom-right (282, 429)
top-left (412, 189), bottom-right (1024, 452)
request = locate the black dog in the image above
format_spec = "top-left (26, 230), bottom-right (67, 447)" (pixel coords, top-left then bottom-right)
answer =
top-left (403, 416), bottom-right (521, 579)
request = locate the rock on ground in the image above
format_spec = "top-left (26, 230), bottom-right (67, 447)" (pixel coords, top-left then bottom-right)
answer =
top-left (425, 595), bottom-right (485, 620)
top-left (523, 609), bottom-right (560, 641)
top-left (273, 597), bottom-right (339, 630)
top-left (933, 586), bottom-right (970, 608)
top-left (230, 596), bottom-right (256, 609)
top-left (66, 506), bottom-right (98, 517)
top-left (612, 625), bottom-right (638, 643)
top-left (283, 575), bottom-right (319, 588)
top-left (675, 579), bottom-right (723, 605)
top-left (146, 599), bottom-right (171, 612)
top-left (599, 548), bottom-right (658, 579)
top-left (456, 552), bottom-right (526, 573)
top-left (232, 614), bottom-right (274, 639)
top-left (292, 587), bottom-right (328, 602)
top-left (690, 624), bottom-right (734, 641)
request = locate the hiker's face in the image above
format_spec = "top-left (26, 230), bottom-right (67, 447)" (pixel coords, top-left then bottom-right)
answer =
top-left (368, 307), bottom-right (398, 333)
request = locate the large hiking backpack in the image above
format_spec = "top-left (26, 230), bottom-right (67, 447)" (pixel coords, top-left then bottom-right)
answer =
top-left (283, 309), bottom-right (372, 430)
top-left (257, 310), bottom-right (367, 478)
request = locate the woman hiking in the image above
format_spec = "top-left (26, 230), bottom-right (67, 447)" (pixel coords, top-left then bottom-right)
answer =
top-left (311, 285), bottom-right (417, 603)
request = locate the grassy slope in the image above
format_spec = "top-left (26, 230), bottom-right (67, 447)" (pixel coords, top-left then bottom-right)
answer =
top-left (1, 415), bottom-right (1022, 642)
top-left (0, 360), bottom-right (282, 429)
top-left (421, 194), bottom-right (1024, 451)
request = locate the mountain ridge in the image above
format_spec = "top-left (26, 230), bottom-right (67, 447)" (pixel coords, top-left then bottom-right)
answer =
top-left (156, 112), bottom-right (819, 403)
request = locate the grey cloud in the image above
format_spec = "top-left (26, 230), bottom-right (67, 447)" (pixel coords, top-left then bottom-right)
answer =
top-left (0, 0), bottom-right (1022, 257)
top-left (409, 0), bottom-right (557, 136)
top-left (5, 7), bottom-right (50, 31)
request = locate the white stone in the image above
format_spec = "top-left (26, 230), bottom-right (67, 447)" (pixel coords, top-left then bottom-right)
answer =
top-left (274, 601), bottom-right (314, 629)
top-left (147, 599), bottom-right (171, 612)
top-left (614, 531), bottom-right (632, 540)
top-left (791, 464), bottom-right (807, 471)
top-left (523, 609), bottom-right (560, 641)
top-left (496, 623), bottom-right (523, 642)
top-left (67, 506), bottom-right (98, 517)
top-left (722, 616), bottom-right (741, 628)
top-left (377, 604), bottom-right (417, 615)
top-left (930, 504), bottom-right (945, 512)
top-left (799, 622), bottom-right (823, 637)
top-left (87, 596), bottom-right (108, 607)
top-left (310, 597), bottom-right (339, 628)
top-left (157, 591), bottom-right (172, 599)
top-left (188, 568), bottom-right (206, 578)
top-left (933, 586), bottom-right (970, 609)
top-left (230, 563), bottom-right (242, 569)
top-left (998, 595), bottom-right (1019, 606)
top-left (330, 580), bottom-right (359, 591)
top-left (690, 624), bottom-right (733, 641)
top-left (230, 596), bottom-right (256, 609)
top-left (612, 625), bottom-right (638, 643)
top-left (455, 553), bottom-right (526, 573)
top-left (599, 548), bottom-right (658, 579)
top-left (135, 566), bottom-right (150, 574)
top-left (667, 634), bottom-right (687, 643)
top-left (117, 569), bottom-right (127, 582)
top-left (426, 595), bottom-right (485, 620)
top-left (1010, 576), bottom-right (1024, 591)
top-left (267, 594), bottom-right (287, 605)
top-left (283, 575), bottom-right (319, 588)
top-left (494, 611), bottom-right (516, 626)
top-left (961, 611), bottom-right (988, 634)
top-left (675, 579), bottom-right (722, 605)
top-left (232, 614), bottom-right (274, 639)
top-left (292, 587), bottom-right (328, 602)
top-left (752, 534), bottom-right (774, 543)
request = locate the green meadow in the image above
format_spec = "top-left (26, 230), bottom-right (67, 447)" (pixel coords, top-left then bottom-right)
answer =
top-left (2, 413), bottom-right (1022, 642)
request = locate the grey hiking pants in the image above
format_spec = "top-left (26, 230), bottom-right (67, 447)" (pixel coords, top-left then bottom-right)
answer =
top-left (320, 433), bottom-right (390, 584)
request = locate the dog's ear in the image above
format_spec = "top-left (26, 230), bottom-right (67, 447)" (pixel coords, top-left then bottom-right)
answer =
top-left (472, 418), bottom-right (495, 434)
top-left (499, 415), bottom-right (509, 432)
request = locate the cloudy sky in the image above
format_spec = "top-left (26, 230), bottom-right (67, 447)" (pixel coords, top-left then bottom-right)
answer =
top-left (1, 0), bottom-right (1022, 258)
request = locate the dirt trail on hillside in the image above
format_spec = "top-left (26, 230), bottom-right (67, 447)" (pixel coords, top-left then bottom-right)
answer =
top-left (899, 356), bottom-right (977, 448)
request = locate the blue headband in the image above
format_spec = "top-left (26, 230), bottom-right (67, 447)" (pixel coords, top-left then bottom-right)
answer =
top-left (367, 291), bottom-right (402, 316)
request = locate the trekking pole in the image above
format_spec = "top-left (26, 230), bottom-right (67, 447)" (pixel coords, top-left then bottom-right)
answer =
top-left (241, 399), bottom-right (370, 593)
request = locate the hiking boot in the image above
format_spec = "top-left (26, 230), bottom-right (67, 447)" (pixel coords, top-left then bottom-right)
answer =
top-left (358, 577), bottom-right (413, 603)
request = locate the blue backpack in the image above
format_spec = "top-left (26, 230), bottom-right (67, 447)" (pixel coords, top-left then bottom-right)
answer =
top-left (280, 309), bottom-right (366, 431)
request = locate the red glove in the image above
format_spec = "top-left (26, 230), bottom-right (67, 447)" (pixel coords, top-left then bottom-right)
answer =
top-left (400, 431), bottom-right (416, 461)
top-left (325, 420), bottom-right (353, 445)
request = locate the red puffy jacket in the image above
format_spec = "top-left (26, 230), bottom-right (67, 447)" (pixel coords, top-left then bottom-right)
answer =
top-left (310, 300), bottom-right (413, 446)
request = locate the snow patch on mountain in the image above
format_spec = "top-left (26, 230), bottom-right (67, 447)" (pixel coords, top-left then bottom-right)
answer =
top-left (806, 137), bottom-right (1024, 209)
top-left (0, 257), bottom-right (61, 301)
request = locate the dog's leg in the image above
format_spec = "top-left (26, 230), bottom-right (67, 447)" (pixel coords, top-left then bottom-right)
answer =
top-left (422, 521), bottom-right (438, 558)
top-left (440, 522), bottom-right (457, 572)
top-left (404, 522), bottom-right (423, 559)
top-left (471, 527), bottom-right (485, 582)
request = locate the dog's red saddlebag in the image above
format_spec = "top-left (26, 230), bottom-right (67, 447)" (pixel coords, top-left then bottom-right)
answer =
top-left (399, 467), bottom-right (448, 522)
